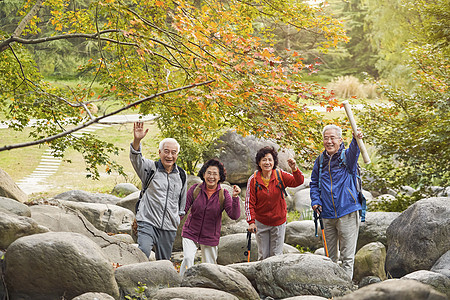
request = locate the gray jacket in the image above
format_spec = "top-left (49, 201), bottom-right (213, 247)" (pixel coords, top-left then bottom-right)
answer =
top-left (130, 144), bottom-right (187, 231)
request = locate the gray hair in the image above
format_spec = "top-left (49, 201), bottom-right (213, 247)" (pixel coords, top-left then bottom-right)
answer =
top-left (322, 125), bottom-right (342, 138)
top-left (159, 138), bottom-right (180, 153)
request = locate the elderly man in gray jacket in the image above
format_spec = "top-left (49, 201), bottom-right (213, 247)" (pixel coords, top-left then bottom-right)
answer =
top-left (130, 122), bottom-right (187, 260)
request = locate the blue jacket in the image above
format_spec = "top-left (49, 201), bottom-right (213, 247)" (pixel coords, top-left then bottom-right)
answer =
top-left (310, 138), bottom-right (362, 219)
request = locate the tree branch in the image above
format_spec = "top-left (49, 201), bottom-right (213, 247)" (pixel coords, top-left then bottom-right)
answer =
top-left (0, 30), bottom-right (138, 53)
top-left (0, 80), bottom-right (214, 152)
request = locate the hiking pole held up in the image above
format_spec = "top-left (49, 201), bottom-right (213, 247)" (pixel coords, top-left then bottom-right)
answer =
top-left (314, 207), bottom-right (329, 257)
top-left (342, 101), bottom-right (371, 164)
top-left (244, 231), bottom-right (252, 262)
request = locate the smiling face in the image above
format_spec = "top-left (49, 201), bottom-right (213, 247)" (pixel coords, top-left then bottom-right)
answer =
top-left (323, 128), bottom-right (342, 156)
top-left (258, 153), bottom-right (275, 174)
top-left (204, 166), bottom-right (220, 190)
top-left (159, 140), bottom-right (179, 172)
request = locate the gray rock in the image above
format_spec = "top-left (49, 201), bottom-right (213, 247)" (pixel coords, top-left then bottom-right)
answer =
top-left (56, 199), bottom-right (135, 235)
top-left (116, 190), bottom-right (140, 213)
top-left (54, 189), bottom-right (121, 204)
top-left (293, 188), bottom-right (312, 214)
top-left (218, 233), bottom-right (259, 264)
top-left (358, 276), bottom-right (382, 288)
top-left (5, 232), bottom-right (119, 300)
top-left (153, 287), bottom-right (238, 300)
top-left (0, 168), bottom-right (27, 203)
top-left (282, 296), bottom-right (328, 300)
top-left (402, 270), bottom-right (450, 298)
top-left (255, 253), bottom-right (353, 299)
top-left (30, 205), bottom-right (148, 266)
top-left (208, 130), bottom-right (293, 184)
top-left (0, 211), bottom-right (48, 249)
top-left (354, 242), bottom-right (387, 282)
top-left (112, 183), bottom-right (139, 196)
top-left (357, 211), bottom-right (400, 251)
top-left (334, 278), bottom-right (447, 300)
top-left (115, 261), bottom-right (181, 299)
top-left (285, 220), bottom-right (324, 251)
top-left (71, 292), bottom-right (115, 300)
top-left (228, 261), bottom-right (261, 291)
top-left (386, 197), bottom-right (450, 277)
top-left (431, 250), bottom-right (450, 278)
top-left (181, 263), bottom-right (259, 300)
top-left (0, 196), bottom-right (31, 216)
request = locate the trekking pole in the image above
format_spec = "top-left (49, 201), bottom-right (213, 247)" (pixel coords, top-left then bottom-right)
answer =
top-left (342, 101), bottom-right (371, 164)
top-left (243, 231), bottom-right (252, 262)
top-left (314, 207), bottom-right (329, 257)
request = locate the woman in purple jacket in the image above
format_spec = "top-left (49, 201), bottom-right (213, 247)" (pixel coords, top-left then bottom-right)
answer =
top-left (180, 159), bottom-right (241, 276)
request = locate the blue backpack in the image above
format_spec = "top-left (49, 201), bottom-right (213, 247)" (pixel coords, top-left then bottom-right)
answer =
top-left (318, 151), bottom-right (367, 222)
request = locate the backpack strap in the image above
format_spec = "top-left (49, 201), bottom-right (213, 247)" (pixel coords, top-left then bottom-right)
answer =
top-left (254, 171), bottom-right (262, 195)
top-left (318, 153), bottom-right (324, 197)
top-left (275, 169), bottom-right (288, 197)
top-left (135, 166), bottom-right (156, 213)
top-left (218, 188), bottom-right (225, 211)
top-left (187, 183), bottom-right (225, 216)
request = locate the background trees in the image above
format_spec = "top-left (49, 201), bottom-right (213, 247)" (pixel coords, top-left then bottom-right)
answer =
top-left (357, 0), bottom-right (449, 209)
top-left (1, 0), bottom-right (347, 175)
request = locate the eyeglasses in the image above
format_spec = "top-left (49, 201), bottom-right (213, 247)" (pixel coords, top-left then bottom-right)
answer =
top-left (323, 137), bottom-right (341, 142)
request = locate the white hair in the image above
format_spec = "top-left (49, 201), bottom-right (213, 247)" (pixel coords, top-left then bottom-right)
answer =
top-left (159, 138), bottom-right (180, 153)
top-left (322, 125), bottom-right (342, 138)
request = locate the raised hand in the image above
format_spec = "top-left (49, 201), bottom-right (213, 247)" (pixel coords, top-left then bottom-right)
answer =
top-left (287, 158), bottom-right (297, 172)
top-left (232, 185), bottom-right (241, 197)
top-left (132, 122), bottom-right (149, 150)
top-left (134, 122), bottom-right (149, 141)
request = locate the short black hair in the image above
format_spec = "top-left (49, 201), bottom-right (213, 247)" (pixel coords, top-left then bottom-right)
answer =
top-left (255, 146), bottom-right (278, 171)
top-left (198, 158), bottom-right (227, 183)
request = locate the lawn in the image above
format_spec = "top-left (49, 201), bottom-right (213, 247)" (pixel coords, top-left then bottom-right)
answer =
top-left (0, 121), bottom-right (161, 199)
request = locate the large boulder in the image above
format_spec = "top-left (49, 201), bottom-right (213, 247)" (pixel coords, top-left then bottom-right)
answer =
top-left (293, 188), bottom-right (312, 215)
top-left (57, 199), bottom-right (134, 235)
top-left (53, 190), bottom-right (121, 204)
top-left (334, 278), bottom-right (447, 300)
top-left (431, 250), bottom-right (450, 278)
top-left (402, 270), bottom-right (450, 298)
top-left (0, 196), bottom-right (31, 216)
top-left (255, 253), bottom-right (353, 299)
top-left (285, 220), bottom-right (323, 251)
top-left (30, 205), bottom-right (148, 266)
top-left (71, 292), bottom-right (115, 300)
top-left (0, 169), bottom-right (27, 203)
top-left (115, 191), bottom-right (140, 213)
top-left (5, 232), bottom-right (120, 300)
top-left (181, 263), bottom-right (259, 300)
top-left (208, 130), bottom-right (294, 184)
top-left (115, 261), bottom-right (181, 299)
top-left (0, 211), bottom-right (48, 249)
top-left (111, 183), bottom-right (139, 196)
top-left (152, 287), bottom-right (238, 300)
top-left (217, 233), bottom-right (259, 264)
top-left (353, 242), bottom-right (387, 283)
top-left (228, 261), bottom-right (261, 291)
top-left (385, 197), bottom-right (450, 277)
top-left (357, 211), bottom-right (401, 250)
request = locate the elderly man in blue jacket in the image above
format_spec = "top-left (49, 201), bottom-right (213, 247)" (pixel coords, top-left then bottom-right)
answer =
top-left (310, 124), bottom-right (364, 280)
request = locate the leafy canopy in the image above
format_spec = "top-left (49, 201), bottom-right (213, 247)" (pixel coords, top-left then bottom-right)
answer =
top-left (0, 0), bottom-right (348, 176)
top-left (358, 0), bottom-right (449, 210)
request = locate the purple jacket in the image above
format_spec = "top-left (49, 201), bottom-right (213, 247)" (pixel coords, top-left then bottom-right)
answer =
top-left (182, 182), bottom-right (241, 246)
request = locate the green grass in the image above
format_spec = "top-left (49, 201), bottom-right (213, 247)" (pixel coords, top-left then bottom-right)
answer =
top-left (0, 121), bottom-right (161, 199)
